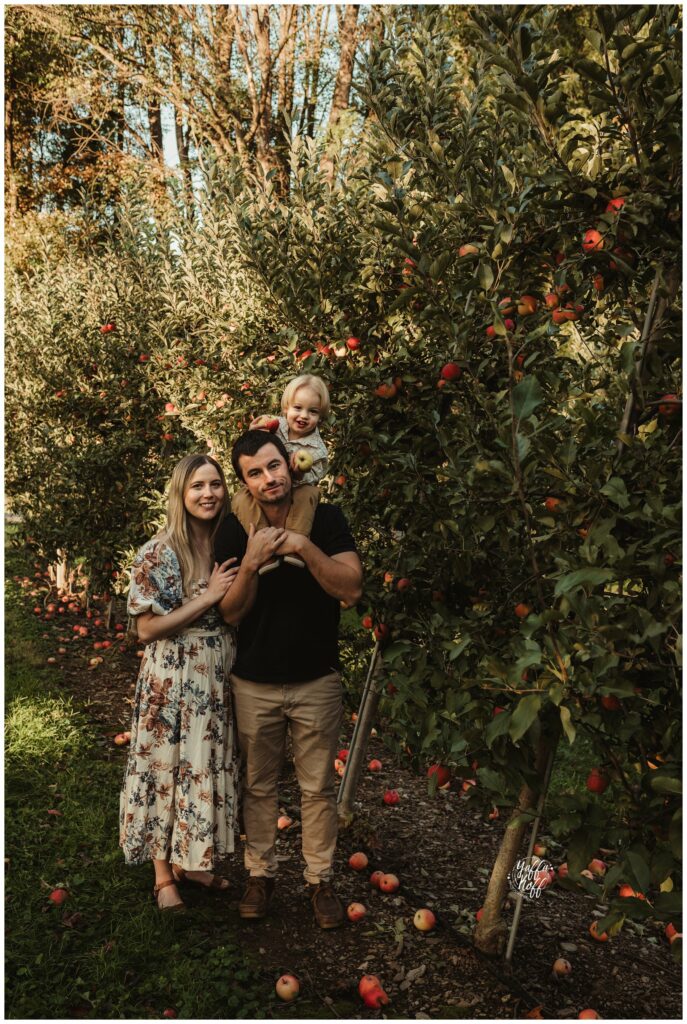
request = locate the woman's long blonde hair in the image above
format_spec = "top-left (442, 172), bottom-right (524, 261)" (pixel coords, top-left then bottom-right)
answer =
top-left (156, 454), bottom-right (230, 595)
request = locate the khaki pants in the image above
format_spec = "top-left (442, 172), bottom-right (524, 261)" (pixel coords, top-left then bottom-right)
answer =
top-left (231, 672), bottom-right (342, 884)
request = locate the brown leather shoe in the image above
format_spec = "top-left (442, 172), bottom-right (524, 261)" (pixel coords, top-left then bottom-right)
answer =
top-left (238, 876), bottom-right (275, 919)
top-left (311, 881), bottom-right (344, 929)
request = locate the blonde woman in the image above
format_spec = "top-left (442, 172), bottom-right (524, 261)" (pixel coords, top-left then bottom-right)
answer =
top-left (119, 454), bottom-right (240, 910)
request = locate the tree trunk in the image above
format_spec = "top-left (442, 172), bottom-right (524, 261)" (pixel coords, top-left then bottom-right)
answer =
top-left (5, 89), bottom-right (17, 224)
top-left (275, 4), bottom-right (297, 192)
top-left (473, 735), bottom-right (551, 956)
top-left (321, 5), bottom-right (360, 182)
top-left (148, 99), bottom-right (165, 164)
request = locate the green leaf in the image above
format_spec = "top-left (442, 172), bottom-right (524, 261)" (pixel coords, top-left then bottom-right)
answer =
top-left (428, 251), bottom-right (451, 280)
top-left (650, 775), bottom-right (682, 796)
top-left (625, 850), bottom-right (652, 894)
top-left (559, 705), bottom-right (576, 744)
top-left (512, 375), bottom-right (543, 419)
top-left (477, 261), bottom-right (494, 291)
top-left (509, 694), bottom-right (541, 743)
top-left (600, 476), bottom-right (630, 508)
top-left (669, 809), bottom-right (682, 859)
top-left (554, 567), bottom-right (613, 596)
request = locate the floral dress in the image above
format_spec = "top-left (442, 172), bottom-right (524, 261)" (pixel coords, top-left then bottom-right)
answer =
top-left (119, 539), bottom-right (238, 870)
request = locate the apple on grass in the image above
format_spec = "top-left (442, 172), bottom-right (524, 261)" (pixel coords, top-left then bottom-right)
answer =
top-left (49, 888), bottom-right (69, 905)
top-left (275, 974), bottom-right (299, 1001)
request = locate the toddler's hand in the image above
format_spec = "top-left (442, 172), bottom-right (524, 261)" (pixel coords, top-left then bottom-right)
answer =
top-left (250, 414), bottom-right (280, 433)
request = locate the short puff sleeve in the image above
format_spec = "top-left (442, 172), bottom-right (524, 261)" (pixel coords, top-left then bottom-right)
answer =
top-left (127, 540), bottom-right (183, 620)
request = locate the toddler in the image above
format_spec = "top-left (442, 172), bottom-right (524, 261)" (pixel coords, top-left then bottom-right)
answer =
top-left (231, 374), bottom-right (330, 573)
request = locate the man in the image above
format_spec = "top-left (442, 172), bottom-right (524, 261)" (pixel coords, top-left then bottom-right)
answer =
top-left (215, 429), bottom-right (363, 928)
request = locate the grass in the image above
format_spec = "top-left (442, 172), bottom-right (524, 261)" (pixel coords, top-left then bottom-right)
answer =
top-left (4, 541), bottom-right (273, 1020)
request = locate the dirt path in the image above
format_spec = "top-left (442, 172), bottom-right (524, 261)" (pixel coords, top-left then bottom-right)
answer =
top-left (41, 610), bottom-right (681, 1020)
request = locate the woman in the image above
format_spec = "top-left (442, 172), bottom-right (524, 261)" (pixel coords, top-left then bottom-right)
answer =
top-left (119, 454), bottom-right (239, 910)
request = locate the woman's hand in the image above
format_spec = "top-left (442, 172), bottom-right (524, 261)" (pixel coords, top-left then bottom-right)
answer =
top-left (206, 558), bottom-right (239, 603)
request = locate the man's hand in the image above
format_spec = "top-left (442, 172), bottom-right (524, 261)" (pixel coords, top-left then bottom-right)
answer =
top-left (274, 529), bottom-right (307, 559)
top-left (244, 522), bottom-right (288, 572)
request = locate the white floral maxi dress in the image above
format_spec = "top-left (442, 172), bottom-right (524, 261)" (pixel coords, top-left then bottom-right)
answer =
top-left (119, 539), bottom-right (238, 870)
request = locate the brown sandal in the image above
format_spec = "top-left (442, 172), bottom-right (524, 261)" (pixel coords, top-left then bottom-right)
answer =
top-left (172, 865), bottom-right (229, 891)
top-left (153, 877), bottom-right (185, 911)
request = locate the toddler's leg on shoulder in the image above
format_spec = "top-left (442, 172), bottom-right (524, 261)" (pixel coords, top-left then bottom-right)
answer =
top-left (231, 487), bottom-right (269, 532)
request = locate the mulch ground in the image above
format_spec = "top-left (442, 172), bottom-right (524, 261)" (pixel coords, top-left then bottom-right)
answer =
top-left (43, 624), bottom-right (681, 1021)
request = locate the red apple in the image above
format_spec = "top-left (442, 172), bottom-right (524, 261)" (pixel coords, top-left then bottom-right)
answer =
top-left (375, 382), bottom-right (398, 399)
top-left (379, 873), bottom-right (399, 893)
top-left (49, 887), bottom-right (69, 905)
top-left (605, 197), bottom-right (625, 214)
top-left (658, 393), bottom-right (680, 416)
top-left (383, 789), bottom-right (400, 806)
top-left (368, 759), bottom-right (382, 772)
top-left (427, 764), bottom-right (451, 787)
top-left (476, 907), bottom-right (484, 922)
top-left (252, 415), bottom-right (280, 432)
top-left (413, 908), bottom-right (436, 932)
top-left (618, 884), bottom-right (645, 900)
top-left (277, 815), bottom-right (293, 830)
top-left (514, 602), bottom-right (531, 619)
top-left (589, 921), bottom-right (609, 942)
top-left (358, 974), bottom-right (382, 997)
top-left (346, 336), bottom-right (361, 350)
top-left (517, 294), bottom-right (538, 316)
top-left (458, 243), bottom-right (479, 257)
top-left (586, 769), bottom-right (609, 795)
top-left (665, 923), bottom-right (681, 943)
top-left (544, 292), bottom-right (560, 309)
top-left (600, 695), bottom-right (621, 711)
top-left (552, 957), bottom-right (572, 976)
top-left (557, 863), bottom-right (569, 880)
top-left (348, 851), bottom-right (369, 871)
top-left (361, 615), bottom-right (373, 629)
top-left (587, 858), bottom-right (606, 876)
top-left (578, 1011), bottom-right (600, 1020)
top-left (369, 870), bottom-right (384, 888)
top-left (362, 985), bottom-right (389, 1008)
top-left (440, 362), bottom-right (462, 381)
top-left (337, 748), bottom-right (349, 761)
top-left (113, 732), bottom-right (131, 746)
top-left (162, 1011), bottom-right (177, 1020)
top-left (582, 229), bottom-right (604, 252)
top-left (347, 902), bottom-right (367, 922)
top-left (275, 974), bottom-right (300, 1001)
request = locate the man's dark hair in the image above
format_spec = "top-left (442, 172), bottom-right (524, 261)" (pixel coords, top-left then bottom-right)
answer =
top-left (231, 429), bottom-right (290, 482)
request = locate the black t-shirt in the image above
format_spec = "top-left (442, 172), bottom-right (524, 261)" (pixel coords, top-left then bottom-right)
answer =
top-left (214, 503), bottom-right (358, 683)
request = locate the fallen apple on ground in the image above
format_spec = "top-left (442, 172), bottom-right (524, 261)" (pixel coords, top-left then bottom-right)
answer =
top-left (49, 888), bottom-right (69, 906)
top-left (348, 851), bottom-right (368, 871)
top-left (382, 789), bottom-right (399, 806)
top-left (552, 958), bottom-right (572, 977)
top-left (368, 759), bottom-right (382, 772)
top-left (379, 873), bottom-right (400, 893)
top-left (369, 870), bottom-right (384, 888)
top-left (347, 902), bottom-right (367, 922)
top-left (275, 974), bottom-right (300, 1001)
top-left (277, 815), bottom-right (293, 830)
top-left (413, 908), bottom-right (436, 932)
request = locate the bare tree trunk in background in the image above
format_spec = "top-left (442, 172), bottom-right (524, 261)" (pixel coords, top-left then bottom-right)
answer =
top-left (321, 5), bottom-right (360, 182)
top-left (5, 90), bottom-right (18, 224)
top-left (301, 7), bottom-right (329, 139)
top-left (473, 736), bottom-right (551, 956)
top-left (275, 4), bottom-right (297, 192)
top-left (148, 100), bottom-right (165, 163)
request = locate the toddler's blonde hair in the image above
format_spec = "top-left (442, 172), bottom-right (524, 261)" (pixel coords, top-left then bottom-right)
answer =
top-left (281, 374), bottom-right (331, 420)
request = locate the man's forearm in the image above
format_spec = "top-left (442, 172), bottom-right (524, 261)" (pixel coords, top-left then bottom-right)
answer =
top-left (219, 563), bottom-right (258, 624)
top-left (299, 541), bottom-right (363, 606)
